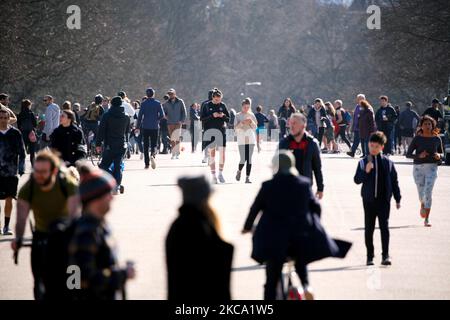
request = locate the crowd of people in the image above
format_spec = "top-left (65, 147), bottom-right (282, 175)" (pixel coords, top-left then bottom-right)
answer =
top-left (0, 88), bottom-right (446, 300)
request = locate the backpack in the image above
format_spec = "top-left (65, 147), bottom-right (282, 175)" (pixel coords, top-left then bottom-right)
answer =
top-left (85, 106), bottom-right (101, 121)
top-left (342, 109), bottom-right (352, 125)
top-left (43, 218), bottom-right (78, 300)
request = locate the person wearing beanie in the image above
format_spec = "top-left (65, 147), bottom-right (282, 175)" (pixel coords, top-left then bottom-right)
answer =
top-left (166, 175), bottom-right (233, 301)
top-left (136, 87), bottom-right (165, 169)
top-left (423, 98), bottom-right (443, 126)
top-left (67, 162), bottom-right (136, 300)
top-left (96, 96), bottom-right (130, 194)
top-left (242, 150), bottom-right (352, 300)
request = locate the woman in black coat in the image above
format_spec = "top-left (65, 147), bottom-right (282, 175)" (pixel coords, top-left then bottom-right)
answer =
top-left (17, 99), bottom-right (37, 165)
top-left (166, 176), bottom-right (233, 302)
top-left (50, 109), bottom-right (86, 166)
top-left (242, 151), bottom-right (351, 300)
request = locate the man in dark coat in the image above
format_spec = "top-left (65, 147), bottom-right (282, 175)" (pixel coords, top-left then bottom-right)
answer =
top-left (166, 176), bottom-right (233, 302)
top-left (242, 151), bottom-right (351, 300)
top-left (279, 113), bottom-right (324, 199)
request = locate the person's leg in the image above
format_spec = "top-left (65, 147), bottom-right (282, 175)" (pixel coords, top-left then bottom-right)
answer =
top-left (218, 146), bottom-right (226, 173)
top-left (413, 164), bottom-right (426, 213)
top-left (112, 150), bottom-right (125, 186)
top-left (4, 197), bottom-right (13, 231)
top-left (363, 201), bottom-right (377, 260)
top-left (29, 141), bottom-right (36, 166)
top-left (150, 129), bottom-right (158, 157)
top-left (294, 260), bottom-right (309, 288)
top-left (351, 130), bottom-right (360, 154)
top-left (264, 260), bottom-right (284, 300)
top-left (238, 144), bottom-right (245, 172)
top-left (377, 200), bottom-right (391, 260)
top-left (99, 149), bottom-right (114, 174)
top-left (209, 146), bottom-right (216, 175)
top-left (142, 129), bottom-right (150, 166)
top-left (246, 144), bottom-right (255, 177)
top-left (31, 235), bottom-right (46, 300)
top-left (167, 125), bottom-right (176, 156)
top-left (340, 126), bottom-right (352, 149)
top-left (423, 164), bottom-right (438, 225)
top-left (190, 125), bottom-right (195, 152)
top-left (384, 129), bottom-right (392, 154)
top-left (136, 133), bottom-right (144, 153)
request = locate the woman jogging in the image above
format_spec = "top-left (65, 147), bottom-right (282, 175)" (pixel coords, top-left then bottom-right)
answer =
top-left (406, 115), bottom-right (444, 227)
top-left (234, 98), bottom-right (257, 183)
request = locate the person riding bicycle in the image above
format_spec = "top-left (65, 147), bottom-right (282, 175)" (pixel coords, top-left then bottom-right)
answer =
top-left (81, 95), bottom-right (105, 147)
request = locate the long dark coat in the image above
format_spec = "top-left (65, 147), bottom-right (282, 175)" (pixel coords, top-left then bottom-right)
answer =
top-left (166, 204), bottom-right (234, 302)
top-left (243, 173), bottom-right (351, 265)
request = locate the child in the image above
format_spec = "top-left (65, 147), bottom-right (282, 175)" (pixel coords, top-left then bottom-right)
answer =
top-left (354, 131), bottom-right (401, 266)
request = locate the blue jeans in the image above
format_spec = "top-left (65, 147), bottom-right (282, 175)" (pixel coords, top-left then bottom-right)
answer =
top-left (413, 163), bottom-right (438, 208)
top-left (351, 130), bottom-right (360, 154)
top-left (360, 139), bottom-right (369, 157)
top-left (99, 147), bottom-right (126, 186)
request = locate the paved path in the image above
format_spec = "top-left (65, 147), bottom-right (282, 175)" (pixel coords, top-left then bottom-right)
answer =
top-left (1, 141), bottom-right (449, 299)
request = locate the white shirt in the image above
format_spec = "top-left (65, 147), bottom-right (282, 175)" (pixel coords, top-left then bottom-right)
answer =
top-left (122, 102), bottom-right (135, 118)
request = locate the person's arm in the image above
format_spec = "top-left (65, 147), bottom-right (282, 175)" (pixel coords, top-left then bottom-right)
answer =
top-left (125, 117), bottom-right (130, 143)
top-left (336, 110), bottom-right (343, 124)
top-left (136, 105), bottom-right (143, 129)
top-left (158, 103), bottom-right (165, 121)
top-left (405, 136), bottom-right (417, 159)
top-left (6, 107), bottom-right (17, 125)
top-left (249, 115), bottom-right (257, 129)
top-left (67, 195), bottom-right (81, 218)
top-left (18, 133), bottom-right (26, 175)
top-left (390, 162), bottom-right (401, 204)
top-left (69, 229), bottom-right (127, 293)
top-left (243, 185), bottom-right (266, 232)
top-left (307, 184), bottom-right (321, 217)
top-left (15, 199), bottom-right (30, 240)
top-left (354, 159), bottom-right (368, 184)
top-left (311, 140), bottom-right (324, 194)
top-left (221, 105), bottom-right (230, 123)
top-left (180, 100), bottom-right (187, 123)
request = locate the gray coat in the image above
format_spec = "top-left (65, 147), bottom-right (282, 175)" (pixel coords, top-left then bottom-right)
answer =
top-left (163, 98), bottom-right (187, 125)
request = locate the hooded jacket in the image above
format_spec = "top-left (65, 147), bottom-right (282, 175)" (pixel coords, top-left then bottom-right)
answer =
top-left (96, 104), bottom-right (130, 149)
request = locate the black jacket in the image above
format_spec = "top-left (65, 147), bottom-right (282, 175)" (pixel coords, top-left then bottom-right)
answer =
top-left (375, 104), bottom-right (397, 132)
top-left (50, 124), bottom-right (86, 166)
top-left (200, 101), bottom-right (230, 131)
top-left (354, 154), bottom-right (401, 203)
top-left (17, 109), bottom-right (37, 134)
top-left (243, 173), bottom-right (351, 264)
top-left (279, 133), bottom-right (324, 192)
top-left (96, 105), bottom-right (130, 149)
top-left (166, 204), bottom-right (233, 302)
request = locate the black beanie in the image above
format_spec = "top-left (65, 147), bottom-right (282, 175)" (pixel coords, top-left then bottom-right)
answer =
top-left (111, 96), bottom-right (122, 107)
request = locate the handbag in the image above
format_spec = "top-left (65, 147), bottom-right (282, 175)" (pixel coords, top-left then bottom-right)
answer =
top-left (28, 130), bottom-right (37, 143)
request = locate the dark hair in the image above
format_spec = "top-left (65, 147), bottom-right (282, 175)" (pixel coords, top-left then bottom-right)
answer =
top-left (379, 95), bottom-right (388, 101)
top-left (21, 99), bottom-right (32, 112)
top-left (283, 98), bottom-right (295, 109)
top-left (62, 101), bottom-right (72, 110)
top-left (256, 105), bottom-right (262, 112)
top-left (242, 97), bottom-right (251, 106)
top-left (163, 95), bottom-right (169, 101)
top-left (212, 89), bottom-right (223, 98)
top-left (0, 93), bottom-right (9, 101)
top-left (62, 109), bottom-right (76, 125)
top-left (369, 131), bottom-right (387, 145)
top-left (417, 115), bottom-right (439, 136)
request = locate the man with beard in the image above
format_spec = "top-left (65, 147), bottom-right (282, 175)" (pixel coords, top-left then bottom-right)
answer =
top-left (12, 150), bottom-right (80, 300)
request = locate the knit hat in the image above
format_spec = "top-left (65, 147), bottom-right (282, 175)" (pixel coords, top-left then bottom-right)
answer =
top-left (117, 91), bottom-right (126, 98)
top-left (94, 94), bottom-right (104, 105)
top-left (178, 175), bottom-right (212, 205)
top-left (78, 163), bottom-right (116, 206)
top-left (272, 150), bottom-right (299, 176)
top-left (111, 96), bottom-right (123, 107)
top-left (431, 98), bottom-right (440, 104)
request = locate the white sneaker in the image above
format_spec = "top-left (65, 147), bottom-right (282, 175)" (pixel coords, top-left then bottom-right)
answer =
top-left (218, 172), bottom-right (225, 183)
top-left (212, 175), bottom-right (219, 184)
top-left (140, 153), bottom-right (144, 160)
top-left (150, 156), bottom-right (156, 169)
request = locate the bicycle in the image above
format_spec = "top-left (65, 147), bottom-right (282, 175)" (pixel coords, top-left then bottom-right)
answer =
top-left (85, 130), bottom-right (102, 166)
top-left (276, 260), bottom-right (313, 300)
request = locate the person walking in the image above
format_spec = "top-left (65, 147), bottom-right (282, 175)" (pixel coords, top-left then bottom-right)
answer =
top-left (17, 99), bottom-right (38, 166)
top-left (12, 150), bottom-right (80, 299)
top-left (255, 105), bottom-right (269, 153)
top-left (0, 93), bottom-right (18, 124)
top-left (0, 106), bottom-right (25, 235)
top-left (136, 88), bottom-right (165, 169)
top-left (189, 103), bottom-right (202, 153)
top-left (201, 89), bottom-right (230, 184)
top-left (68, 163), bottom-right (136, 300)
top-left (406, 115), bottom-right (444, 227)
top-left (81, 95), bottom-right (105, 146)
top-left (278, 98), bottom-right (296, 139)
top-left (163, 88), bottom-right (187, 160)
top-left (234, 98), bottom-right (257, 184)
top-left (96, 96), bottom-right (130, 195)
top-left (267, 109), bottom-right (279, 142)
top-left (347, 93), bottom-right (365, 158)
top-left (354, 132), bottom-right (401, 266)
top-left (242, 151), bottom-right (351, 300)
top-left (358, 100), bottom-right (376, 158)
top-left (166, 175), bottom-right (233, 301)
top-left (279, 113), bottom-right (324, 200)
top-left (323, 101), bottom-right (338, 153)
top-left (334, 100), bottom-right (352, 151)
top-left (307, 98), bottom-right (327, 149)
top-left (200, 89), bottom-right (215, 163)
top-left (41, 95), bottom-right (60, 149)
top-left (398, 101), bottom-right (420, 155)
top-left (423, 98), bottom-right (443, 127)
top-left (375, 96), bottom-right (397, 156)
top-left (50, 110), bottom-right (86, 167)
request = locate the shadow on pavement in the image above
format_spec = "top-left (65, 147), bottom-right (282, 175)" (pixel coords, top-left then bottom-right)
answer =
top-left (350, 225), bottom-right (422, 231)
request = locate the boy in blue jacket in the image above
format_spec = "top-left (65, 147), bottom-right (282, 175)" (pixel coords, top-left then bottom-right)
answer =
top-left (354, 131), bottom-right (401, 266)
